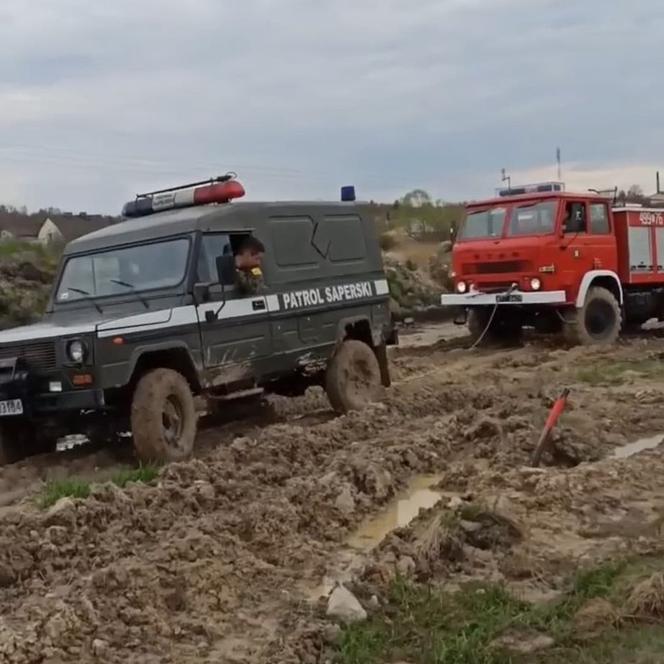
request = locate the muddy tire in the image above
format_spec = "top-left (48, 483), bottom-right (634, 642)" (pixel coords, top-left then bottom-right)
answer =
top-left (564, 286), bottom-right (622, 346)
top-left (131, 368), bottom-right (197, 463)
top-left (325, 340), bottom-right (382, 413)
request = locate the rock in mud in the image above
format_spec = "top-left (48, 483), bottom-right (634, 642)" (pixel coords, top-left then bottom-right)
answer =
top-left (326, 585), bottom-right (367, 623)
top-left (334, 484), bottom-right (356, 515)
top-left (44, 498), bottom-right (77, 528)
top-left (491, 630), bottom-right (554, 654)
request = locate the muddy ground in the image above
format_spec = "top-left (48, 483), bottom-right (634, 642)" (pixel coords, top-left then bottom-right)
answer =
top-left (2, 324), bottom-right (664, 662)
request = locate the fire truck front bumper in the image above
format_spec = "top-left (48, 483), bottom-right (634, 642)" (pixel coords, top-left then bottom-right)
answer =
top-left (441, 290), bottom-right (567, 307)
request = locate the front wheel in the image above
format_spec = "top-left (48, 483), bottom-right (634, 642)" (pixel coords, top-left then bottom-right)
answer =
top-left (564, 286), bottom-right (622, 346)
top-left (325, 340), bottom-right (382, 413)
top-left (131, 369), bottom-right (197, 463)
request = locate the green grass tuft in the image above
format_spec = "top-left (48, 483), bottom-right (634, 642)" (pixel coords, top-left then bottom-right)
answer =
top-left (110, 464), bottom-right (160, 488)
top-left (39, 479), bottom-right (91, 508)
top-left (336, 558), bottom-right (656, 664)
top-left (38, 465), bottom-right (160, 509)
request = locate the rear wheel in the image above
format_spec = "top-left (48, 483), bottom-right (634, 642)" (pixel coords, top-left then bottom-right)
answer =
top-left (564, 286), bottom-right (621, 346)
top-left (131, 369), bottom-right (197, 463)
top-left (325, 340), bottom-right (382, 413)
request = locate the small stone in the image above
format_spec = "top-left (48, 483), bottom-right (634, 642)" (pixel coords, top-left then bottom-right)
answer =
top-left (92, 639), bottom-right (108, 657)
top-left (491, 630), bottom-right (554, 654)
top-left (44, 498), bottom-right (76, 527)
top-left (326, 585), bottom-right (367, 623)
top-left (322, 623), bottom-right (341, 644)
top-left (447, 496), bottom-right (463, 510)
top-left (459, 520), bottom-right (482, 533)
top-left (334, 485), bottom-right (355, 515)
top-left (192, 481), bottom-right (216, 506)
top-left (396, 556), bottom-right (416, 577)
top-left (230, 437), bottom-right (250, 453)
top-left (368, 595), bottom-right (380, 609)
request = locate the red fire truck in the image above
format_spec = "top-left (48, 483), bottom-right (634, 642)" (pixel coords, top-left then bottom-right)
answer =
top-left (441, 182), bottom-right (664, 345)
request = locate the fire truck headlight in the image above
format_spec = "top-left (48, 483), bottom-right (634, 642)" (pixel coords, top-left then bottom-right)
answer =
top-left (456, 281), bottom-right (467, 294)
top-left (530, 278), bottom-right (541, 291)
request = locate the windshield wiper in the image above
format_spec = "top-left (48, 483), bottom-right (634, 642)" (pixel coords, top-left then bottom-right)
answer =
top-left (67, 287), bottom-right (103, 314)
top-left (110, 279), bottom-right (149, 309)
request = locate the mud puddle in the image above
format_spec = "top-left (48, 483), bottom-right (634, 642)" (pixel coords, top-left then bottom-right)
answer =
top-left (347, 474), bottom-right (445, 551)
top-left (613, 433), bottom-right (664, 459)
top-left (306, 475), bottom-right (446, 599)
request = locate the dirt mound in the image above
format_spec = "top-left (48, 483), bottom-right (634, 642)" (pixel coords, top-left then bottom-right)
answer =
top-left (2, 330), bottom-right (664, 661)
top-left (0, 245), bottom-right (58, 328)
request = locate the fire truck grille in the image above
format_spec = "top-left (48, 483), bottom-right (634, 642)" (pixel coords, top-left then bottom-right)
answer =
top-left (0, 341), bottom-right (57, 372)
top-left (472, 261), bottom-right (531, 274)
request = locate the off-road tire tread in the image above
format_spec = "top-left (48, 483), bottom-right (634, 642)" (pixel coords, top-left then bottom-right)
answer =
top-left (325, 340), bottom-right (382, 413)
top-left (131, 368), bottom-right (197, 463)
top-left (564, 286), bottom-right (622, 346)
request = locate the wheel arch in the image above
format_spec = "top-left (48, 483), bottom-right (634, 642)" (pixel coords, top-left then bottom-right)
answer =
top-left (575, 270), bottom-right (623, 308)
top-left (128, 343), bottom-right (202, 394)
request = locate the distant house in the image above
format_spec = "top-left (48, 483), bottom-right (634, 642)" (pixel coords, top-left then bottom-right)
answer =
top-left (0, 217), bottom-right (42, 243)
top-left (37, 214), bottom-right (114, 245)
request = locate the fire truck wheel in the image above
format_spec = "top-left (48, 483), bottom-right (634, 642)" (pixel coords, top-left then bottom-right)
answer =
top-left (565, 286), bottom-right (622, 345)
top-left (326, 339), bottom-right (382, 413)
top-left (131, 368), bottom-right (197, 463)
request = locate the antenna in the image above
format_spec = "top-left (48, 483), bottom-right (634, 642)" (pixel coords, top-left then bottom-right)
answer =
top-left (657, 171), bottom-right (661, 195)
top-left (556, 147), bottom-right (561, 181)
top-left (501, 168), bottom-right (511, 192)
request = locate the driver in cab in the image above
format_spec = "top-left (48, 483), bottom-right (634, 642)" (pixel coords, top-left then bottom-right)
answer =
top-left (234, 236), bottom-right (265, 295)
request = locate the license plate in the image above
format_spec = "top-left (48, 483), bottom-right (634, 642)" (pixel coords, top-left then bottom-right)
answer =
top-left (496, 293), bottom-right (523, 303)
top-left (0, 399), bottom-right (23, 416)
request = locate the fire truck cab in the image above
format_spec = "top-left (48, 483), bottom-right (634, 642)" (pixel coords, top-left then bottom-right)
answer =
top-left (441, 182), bottom-right (664, 345)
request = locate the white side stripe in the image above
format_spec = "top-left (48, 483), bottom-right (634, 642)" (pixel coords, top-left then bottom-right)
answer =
top-left (374, 279), bottom-right (389, 296)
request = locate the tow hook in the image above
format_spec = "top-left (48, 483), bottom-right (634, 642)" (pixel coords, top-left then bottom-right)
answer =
top-left (453, 308), bottom-right (467, 326)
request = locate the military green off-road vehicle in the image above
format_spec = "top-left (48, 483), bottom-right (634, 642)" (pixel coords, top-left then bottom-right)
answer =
top-left (0, 176), bottom-right (396, 463)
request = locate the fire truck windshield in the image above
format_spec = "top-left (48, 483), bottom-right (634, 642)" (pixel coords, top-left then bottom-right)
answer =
top-left (460, 207), bottom-right (506, 239)
top-left (506, 201), bottom-right (556, 237)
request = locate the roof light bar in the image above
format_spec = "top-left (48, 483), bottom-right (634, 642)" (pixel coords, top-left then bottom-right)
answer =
top-left (497, 181), bottom-right (565, 197)
top-left (122, 172), bottom-right (245, 218)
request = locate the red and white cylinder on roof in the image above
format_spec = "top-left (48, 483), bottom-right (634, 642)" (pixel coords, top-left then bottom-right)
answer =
top-left (122, 174), bottom-right (245, 218)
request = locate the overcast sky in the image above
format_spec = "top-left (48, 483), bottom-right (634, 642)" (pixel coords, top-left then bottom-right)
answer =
top-left (0, 0), bottom-right (662, 213)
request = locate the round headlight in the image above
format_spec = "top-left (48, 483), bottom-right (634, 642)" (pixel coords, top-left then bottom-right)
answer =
top-left (68, 340), bottom-right (86, 363)
top-left (530, 278), bottom-right (542, 291)
top-left (456, 281), bottom-right (467, 294)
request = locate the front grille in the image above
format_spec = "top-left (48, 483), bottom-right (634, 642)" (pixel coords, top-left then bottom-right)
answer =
top-left (463, 260), bottom-right (532, 274)
top-left (0, 341), bottom-right (57, 372)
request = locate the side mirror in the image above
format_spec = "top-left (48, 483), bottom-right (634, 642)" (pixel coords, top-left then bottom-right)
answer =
top-left (215, 254), bottom-right (236, 285)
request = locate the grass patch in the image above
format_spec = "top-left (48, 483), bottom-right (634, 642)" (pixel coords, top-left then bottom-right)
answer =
top-left (38, 464), bottom-right (160, 508)
top-left (576, 359), bottom-right (662, 386)
top-left (110, 464), bottom-right (160, 488)
top-left (336, 560), bottom-right (652, 664)
top-left (39, 479), bottom-right (91, 508)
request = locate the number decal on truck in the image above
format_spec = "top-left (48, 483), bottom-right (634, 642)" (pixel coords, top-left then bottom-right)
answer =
top-left (639, 211), bottom-right (664, 226)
